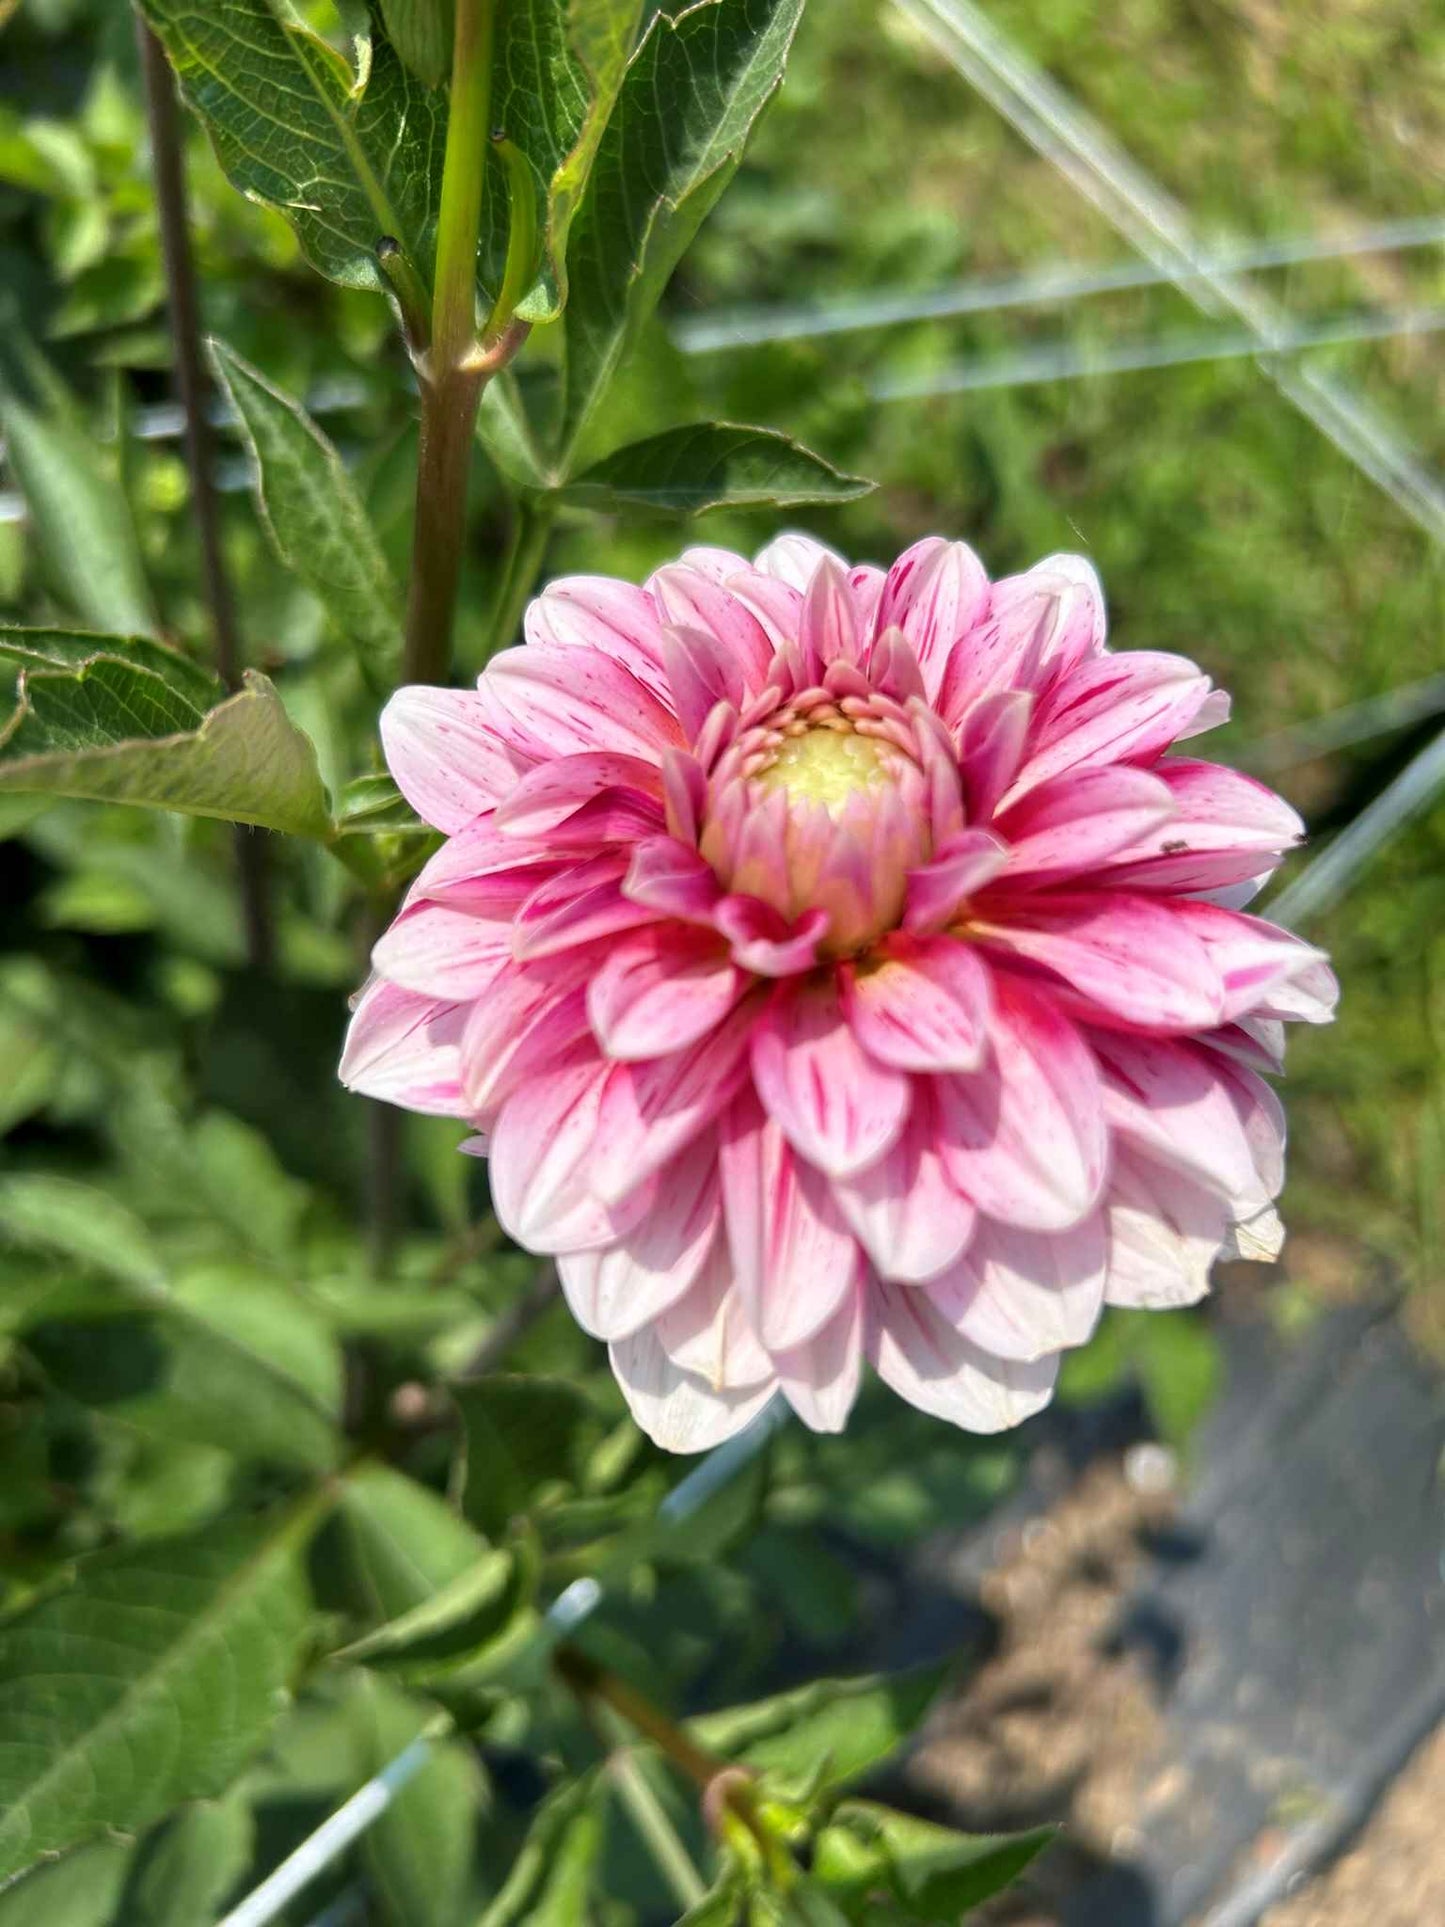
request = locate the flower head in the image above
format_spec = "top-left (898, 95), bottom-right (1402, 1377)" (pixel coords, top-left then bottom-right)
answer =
top-left (342, 535), bottom-right (1336, 1451)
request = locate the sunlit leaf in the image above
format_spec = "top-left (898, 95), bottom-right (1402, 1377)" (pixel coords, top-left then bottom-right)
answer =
top-left (689, 1666), bottom-right (946, 1797)
top-left (0, 1504), bottom-right (325, 1882)
top-left (209, 342), bottom-right (402, 685)
top-left (559, 421), bottom-right (872, 514)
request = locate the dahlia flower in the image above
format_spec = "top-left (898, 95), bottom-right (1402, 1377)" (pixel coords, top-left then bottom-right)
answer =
top-left (341, 535), bottom-right (1336, 1451)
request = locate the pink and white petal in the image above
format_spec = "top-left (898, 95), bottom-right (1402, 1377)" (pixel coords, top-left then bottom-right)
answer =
top-left (1097, 759), bottom-right (1304, 892)
top-left (489, 1051), bottom-right (655, 1253)
top-left (588, 925), bottom-right (744, 1062)
top-left (652, 569), bottom-right (774, 695)
top-left (773, 1282), bottom-right (865, 1435)
top-left (799, 557), bottom-right (863, 666)
top-left (718, 1091), bottom-right (859, 1352)
top-left (513, 861), bottom-right (661, 960)
top-left (652, 1239), bottom-right (775, 1387)
top-left (381, 686), bottom-right (522, 833)
top-left (555, 1135), bottom-right (720, 1340)
top-left (831, 1095), bottom-right (977, 1283)
top-left (941, 553), bottom-right (1104, 724)
top-left (929, 1213), bottom-right (1107, 1361)
top-left (405, 815), bottom-right (558, 903)
top-left (957, 690), bottom-right (1034, 824)
top-left (751, 978), bottom-right (910, 1177)
top-left (372, 899), bottom-right (514, 1000)
top-left (524, 576), bottom-right (671, 702)
top-left (494, 753), bottom-right (663, 837)
top-left (714, 898), bottom-right (829, 976)
top-left (484, 641), bottom-right (684, 762)
top-left (754, 531), bottom-right (847, 590)
top-left (903, 830), bottom-right (1008, 936)
top-left (725, 571), bottom-right (805, 654)
top-left (460, 969), bottom-right (592, 1114)
top-left (1104, 1150), bottom-right (1233, 1308)
top-left (625, 835), bottom-right (722, 924)
top-left (1092, 1032), bottom-right (1275, 1213)
top-left (590, 995), bottom-right (762, 1205)
top-left (993, 766), bottom-right (1176, 886)
top-left (339, 979), bottom-right (468, 1115)
top-left (972, 892), bottom-right (1224, 1033)
top-left (869, 1275), bottom-right (1059, 1433)
top-left (843, 935), bottom-right (994, 1073)
top-left (936, 973), bottom-right (1107, 1231)
top-left (1166, 901), bottom-right (1336, 1024)
top-left (609, 1327), bottom-right (777, 1453)
top-left (1004, 653), bottom-right (1216, 805)
top-left (875, 538), bottom-right (990, 702)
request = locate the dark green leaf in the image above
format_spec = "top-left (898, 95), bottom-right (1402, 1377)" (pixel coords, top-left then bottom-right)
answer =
top-left (827, 1804), bottom-right (1055, 1918)
top-left (209, 342), bottom-right (402, 683)
top-left (559, 0), bottom-right (805, 457)
top-left (323, 1463), bottom-right (492, 1627)
top-left (560, 421), bottom-right (872, 514)
top-left (0, 654), bottom-right (331, 837)
top-left (0, 395), bottom-right (157, 636)
top-left (477, 1773), bottom-right (605, 1927)
top-left (689, 1667), bottom-right (946, 1798)
top-left (0, 1504), bottom-right (325, 1883)
top-left (115, 1793), bottom-right (254, 1927)
top-left (0, 1173), bottom-right (164, 1290)
top-left (381, 0), bottom-right (455, 87)
top-left (357, 1674), bottom-right (488, 1927)
top-left (139, 0), bottom-right (447, 290)
top-left (334, 1545), bottom-right (521, 1670)
top-left (453, 1373), bottom-right (601, 1537)
top-left (0, 627), bottom-right (218, 710)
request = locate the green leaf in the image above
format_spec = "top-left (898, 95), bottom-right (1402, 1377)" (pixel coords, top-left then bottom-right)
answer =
top-left (477, 1773), bottom-right (605, 1927)
top-left (559, 0), bottom-right (805, 458)
top-left (334, 1545), bottom-right (521, 1671)
top-left (334, 772), bottom-right (431, 837)
top-left (115, 1793), bottom-right (255, 1927)
top-left (0, 1840), bottom-right (135, 1927)
top-left (0, 394), bottom-right (157, 636)
top-left (0, 1503), bottom-right (325, 1884)
top-left (357, 1674), bottom-right (488, 1927)
top-left (324, 1462), bottom-right (493, 1626)
top-left (0, 651), bottom-right (331, 837)
top-left (453, 1373), bottom-right (601, 1538)
top-left (0, 1173), bottom-right (164, 1290)
top-left (209, 342), bottom-right (402, 685)
top-left (825, 1804), bottom-right (1054, 1918)
top-left (560, 421), bottom-right (873, 515)
top-left (0, 626), bottom-right (218, 709)
top-left (380, 0), bottom-right (455, 88)
top-left (140, 0), bottom-right (447, 291)
top-left (689, 1667), bottom-right (946, 1798)
top-left (480, 0), bottom-right (644, 322)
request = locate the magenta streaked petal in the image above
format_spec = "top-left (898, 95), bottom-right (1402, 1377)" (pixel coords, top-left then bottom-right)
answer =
top-left (495, 752), bottom-right (664, 837)
top-left (929, 1212), bottom-right (1107, 1361)
top-left (588, 925), bottom-right (744, 1061)
top-left (774, 1282), bottom-right (865, 1434)
top-left (843, 933), bottom-right (994, 1074)
top-left (718, 1091), bottom-right (859, 1352)
top-left (608, 1326), bottom-right (777, 1451)
top-left (869, 1274), bottom-right (1059, 1432)
top-left (624, 835), bottom-right (721, 923)
top-left (714, 897), bottom-right (828, 976)
top-left (972, 891), bottom-right (1224, 1033)
top-left (799, 555), bottom-right (862, 666)
top-left (831, 1093), bottom-right (976, 1283)
top-left (381, 686), bottom-right (521, 833)
top-left (937, 974), bottom-right (1107, 1231)
top-left (556, 1136), bottom-right (720, 1339)
top-left (489, 1051), bottom-right (654, 1253)
top-left (1096, 758), bottom-right (1304, 892)
top-left (941, 553), bottom-right (1104, 723)
top-left (993, 766), bottom-right (1176, 886)
top-left (876, 537), bottom-right (990, 702)
top-left (338, 978), bottom-right (468, 1115)
top-left (1169, 902), bottom-right (1337, 1024)
top-left (903, 830), bottom-right (1008, 935)
top-left (726, 570), bottom-right (804, 654)
top-left (957, 688), bottom-right (1033, 823)
top-left (1004, 652), bottom-right (1216, 806)
top-left (590, 996), bottom-right (761, 1205)
top-left (513, 858), bottom-right (659, 960)
top-left (1092, 1031), bottom-right (1275, 1213)
top-left (372, 899), bottom-right (513, 1000)
top-left (652, 568), bottom-right (773, 696)
top-left (524, 575), bottom-right (671, 701)
top-left (751, 978), bottom-right (910, 1178)
top-left (461, 977), bottom-right (591, 1116)
top-left (485, 641), bottom-right (684, 762)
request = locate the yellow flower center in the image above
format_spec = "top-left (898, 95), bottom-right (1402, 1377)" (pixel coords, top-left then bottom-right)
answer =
top-left (755, 725), bottom-right (894, 815)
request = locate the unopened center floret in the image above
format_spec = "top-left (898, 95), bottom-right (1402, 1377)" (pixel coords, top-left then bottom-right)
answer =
top-left (754, 721), bottom-right (897, 814)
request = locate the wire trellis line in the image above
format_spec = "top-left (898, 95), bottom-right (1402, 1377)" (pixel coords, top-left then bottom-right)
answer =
top-left (217, 1398), bottom-right (791, 1927)
top-left (867, 305), bottom-right (1445, 401)
top-left (673, 213), bottom-right (1445, 353)
top-left (895, 0), bottom-right (1445, 548)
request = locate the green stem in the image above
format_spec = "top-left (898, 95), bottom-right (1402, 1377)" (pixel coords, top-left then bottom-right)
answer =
top-left (402, 0), bottom-right (496, 687)
top-left (602, 1712), bottom-right (708, 1912)
top-left (483, 136), bottom-right (538, 346)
